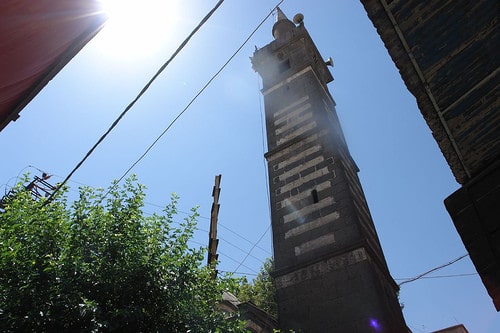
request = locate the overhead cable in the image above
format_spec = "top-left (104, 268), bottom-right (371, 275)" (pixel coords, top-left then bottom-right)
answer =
top-left (395, 272), bottom-right (477, 281)
top-left (232, 224), bottom-right (271, 273)
top-left (229, 36), bottom-right (278, 275)
top-left (50, 174), bottom-right (269, 264)
top-left (43, 0), bottom-right (226, 205)
top-left (398, 253), bottom-right (469, 286)
top-left (105, 0), bottom-right (285, 198)
top-left (145, 201), bottom-right (272, 255)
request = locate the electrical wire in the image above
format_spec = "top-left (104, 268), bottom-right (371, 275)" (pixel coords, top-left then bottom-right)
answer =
top-left (77, 1), bottom-right (285, 276)
top-left (218, 252), bottom-right (260, 274)
top-left (229, 53), bottom-right (277, 274)
top-left (398, 254), bottom-right (469, 286)
top-left (232, 225), bottom-right (271, 273)
top-left (43, 0), bottom-right (285, 275)
top-left (218, 223), bottom-right (272, 255)
top-left (219, 270), bottom-right (258, 277)
top-left (144, 201), bottom-right (272, 255)
top-left (49, 174), bottom-right (269, 265)
top-left (100, 0), bottom-right (285, 201)
top-left (189, 238), bottom-right (260, 274)
top-left (144, 208), bottom-right (267, 263)
top-left (177, 208), bottom-right (272, 255)
top-left (395, 272), bottom-right (477, 281)
top-left (257, 74), bottom-right (270, 207)
top-left (43, 0), bottom-right (226, 206)
top-left (144, 207), bottom-right (266, 263)
top-left (219, 238), bottom-right (265, 263)
top-left (1, 165), bottom-right (40, 194)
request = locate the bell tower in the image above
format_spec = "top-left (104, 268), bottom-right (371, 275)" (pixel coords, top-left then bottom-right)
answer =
top-left (251, 9), bottom-right (408, 332)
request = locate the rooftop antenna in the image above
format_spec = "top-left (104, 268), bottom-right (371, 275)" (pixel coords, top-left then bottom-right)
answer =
top-left (0, 171), bottom-right (55, 211)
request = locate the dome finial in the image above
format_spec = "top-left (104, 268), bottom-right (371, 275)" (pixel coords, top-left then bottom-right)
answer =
top-left (275, 7), bottom-right (288, 22)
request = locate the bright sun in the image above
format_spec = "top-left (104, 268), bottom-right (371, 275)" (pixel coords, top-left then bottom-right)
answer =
top-left (97, 0), bottom-right (179, 57)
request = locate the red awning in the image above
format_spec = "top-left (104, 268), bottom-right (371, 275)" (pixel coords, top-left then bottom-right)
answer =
top-left (0, 0), bottom-right (106, 131)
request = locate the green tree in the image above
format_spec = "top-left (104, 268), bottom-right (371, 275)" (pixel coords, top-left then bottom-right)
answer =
top-left (0, 175), bottom-right (242, 332)
top-left (238, 258), bottom-right (277, 318)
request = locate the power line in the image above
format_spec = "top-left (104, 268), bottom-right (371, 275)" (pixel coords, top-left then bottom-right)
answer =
top-left (187, 241), bottom-right (258, 275)
top-left (145, 207), bottom-right (267, 262)
top-left (218, 223), bottom-right (272, 255)
top-left (186, 210), bottom-right (272, 256)
top-left (1, 165), bottom-right (46, 194)
top-left (43, 0), bottom-right (226, 205)
top-left (219, 270), bottom-right (258, 277)
top-left (103, 0), bottom-right (286, 200)
top-left (398, 254), bottom-right (469, 286)
top-left (256, 70), bottom-right (275, 257)
top-left (190, 238), bottom-right (260, 274)
top-left (102, 0), bottom-right (284, 272)
top-left (228, 7), bottom-right (285, 274)
top-left (395, 272), bottom-right (478, 281)
top-left (218, 252), bottom-right (260, 274)
top-left (144, 201), bottom-right (272, 256)
top-left (232, 224), bottom-right (271, 273)
top-left (49, 175), bottom-right (269, 264)
top-left (144, 206), bottom-right (268, 263)
top-left (50, 174), bottom-right (269, 263)
top-left (44, 0), bottom-right (285, 274)
top-left (221, 271), bottom-right (479, 281)
top-left (219, 238), bottom-right (265, 263)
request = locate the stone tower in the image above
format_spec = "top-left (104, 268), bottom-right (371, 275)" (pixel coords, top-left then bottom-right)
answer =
top-left (251, 9), bottom-right (408, 332)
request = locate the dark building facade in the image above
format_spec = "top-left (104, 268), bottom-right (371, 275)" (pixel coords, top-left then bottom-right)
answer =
top-left (359, 0), bottom-right (499, 310)
top-left (0, 0), bottom-right (106, 132)
top-left (251, 9), bottom-right (407, 332)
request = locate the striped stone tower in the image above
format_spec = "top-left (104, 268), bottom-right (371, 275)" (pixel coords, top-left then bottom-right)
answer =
top-left (251, 9), bottom-right (408, 332)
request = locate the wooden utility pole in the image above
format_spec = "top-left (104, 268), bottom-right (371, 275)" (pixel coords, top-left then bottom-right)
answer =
top-left (207, 174), bottom-right (221, 276)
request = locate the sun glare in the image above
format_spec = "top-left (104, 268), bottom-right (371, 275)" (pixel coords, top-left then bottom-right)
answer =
top-left (97, 0), bottom-right (178, 57)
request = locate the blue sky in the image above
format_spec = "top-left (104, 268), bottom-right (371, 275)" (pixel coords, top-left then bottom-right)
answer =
top-left (1, 1), bottom-right (498, 331)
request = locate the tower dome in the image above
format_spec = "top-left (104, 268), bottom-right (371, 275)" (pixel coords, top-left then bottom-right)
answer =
top-left (272, 8), bottom-right (296, 40)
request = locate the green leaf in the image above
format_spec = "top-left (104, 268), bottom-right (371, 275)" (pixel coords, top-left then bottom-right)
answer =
top-left (0, 175), bottom-right (240, 332)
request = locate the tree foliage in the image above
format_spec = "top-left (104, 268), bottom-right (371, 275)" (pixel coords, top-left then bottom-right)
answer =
top-left (238, 258), bottom-right (277, 318)
top-left (0, 176), bottom-right (242, 332)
